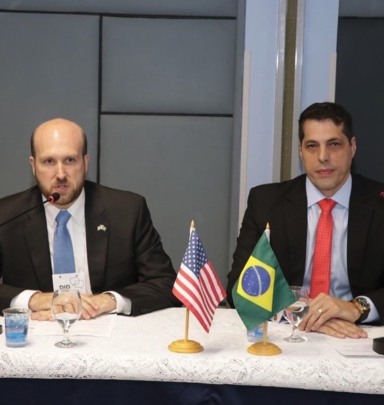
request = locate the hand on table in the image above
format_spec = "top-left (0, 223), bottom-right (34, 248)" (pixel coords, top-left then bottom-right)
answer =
top-left (80, 293), bottom-right (116, 320)
top-left (298, 293), bottom-right (367, 338)
top-left (28, 292), bottom-right (54, 315)
top-left (28, 292), bottom-right (116, 321)
top-left (30, 310), bottom-right (54, 321)
top-left (311, 318), bottom-right (367, 339)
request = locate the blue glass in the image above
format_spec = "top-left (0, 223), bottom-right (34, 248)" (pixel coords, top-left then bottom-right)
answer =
top-left (3, 308), bottom-right (31, 348)
top-left (246, 324), bottom-right (263, 342)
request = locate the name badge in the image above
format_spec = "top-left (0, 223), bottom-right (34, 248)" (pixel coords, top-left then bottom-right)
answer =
top-left (52, 273), bottom-right (87, 294)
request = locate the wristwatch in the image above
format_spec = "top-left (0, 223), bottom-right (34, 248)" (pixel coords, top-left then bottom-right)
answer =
top-left (351, 297), bottom-right (370, 322)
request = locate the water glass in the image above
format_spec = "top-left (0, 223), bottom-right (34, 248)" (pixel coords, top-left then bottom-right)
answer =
top-left (2, 308), bottom-right (31, 348)
top-left (283, 286), bottom-right (309, 343)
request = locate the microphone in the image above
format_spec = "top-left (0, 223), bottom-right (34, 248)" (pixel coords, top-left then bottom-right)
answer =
top-left (0, 192), bottom-right (60, 228)
top-left (49, 192), bottom-right (61, 203)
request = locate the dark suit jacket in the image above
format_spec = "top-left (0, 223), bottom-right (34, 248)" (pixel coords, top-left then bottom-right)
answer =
top-left (0, 181), bottom-right (181, 315)
top-left (227, 174), bottom-right (384, 323)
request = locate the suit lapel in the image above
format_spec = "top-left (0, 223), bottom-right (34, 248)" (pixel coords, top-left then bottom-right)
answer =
top-left (23, 192), bottom-right (53, 291)
top-left (282, 176), bottom-right (308, 283)
top-left (84, 184), bottom-right (109, 292)
top-left (347, 175), bottom-right (374, 280)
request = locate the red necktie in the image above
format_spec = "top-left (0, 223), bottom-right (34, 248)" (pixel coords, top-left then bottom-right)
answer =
top-left (310, 198), bottom-right (337, 298)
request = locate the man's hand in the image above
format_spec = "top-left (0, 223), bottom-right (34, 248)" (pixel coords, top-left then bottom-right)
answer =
top-left (311, 318), bottom-right (368, 339)
top-left (80, 293), bottom-right (116, 320)
top-left (28, 292), bottom-right (54, 312)
top-left (298, 293), bottom-right (364, 338)
top-left (30, 310), bottom-right (54, 321)
top-left (29, 292), bottom-right (116, 321)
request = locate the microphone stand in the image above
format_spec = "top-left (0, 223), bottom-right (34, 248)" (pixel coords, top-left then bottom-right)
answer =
top-left (0, 192), bottom-right (60, 228)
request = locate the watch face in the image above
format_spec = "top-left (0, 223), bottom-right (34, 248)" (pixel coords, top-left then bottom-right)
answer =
top-left (356, 297), bottom-right (370, 311)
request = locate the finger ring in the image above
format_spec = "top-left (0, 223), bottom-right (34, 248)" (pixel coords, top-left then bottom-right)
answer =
top-left (318, 308), bottom-right (323, 314)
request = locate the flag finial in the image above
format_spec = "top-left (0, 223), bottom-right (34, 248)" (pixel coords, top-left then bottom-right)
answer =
top-left (266, 222), bottom-right (270, 230)
top-left (190, 220), bottom-right (195, 229)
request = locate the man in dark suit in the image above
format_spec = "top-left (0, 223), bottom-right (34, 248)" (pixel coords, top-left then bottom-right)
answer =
top-left (0, 118), bottom-right (180, 319)
top-left (227, 102), bottom-right (384, 338)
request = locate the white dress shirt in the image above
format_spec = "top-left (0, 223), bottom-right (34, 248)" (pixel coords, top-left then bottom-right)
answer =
top-left (11, 189), bottom-right (131, 314)
top-left (303, 175), bottom-right (378, 323)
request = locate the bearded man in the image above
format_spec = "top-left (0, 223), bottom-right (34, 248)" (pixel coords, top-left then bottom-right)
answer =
top-left (0, 118), bottom-right (180, 319)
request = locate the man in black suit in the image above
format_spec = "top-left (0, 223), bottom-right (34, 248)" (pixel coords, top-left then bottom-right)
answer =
top-left (227, 102), bottom-right (384, 338)
top-left (0, 118), bottom-right (180, 319)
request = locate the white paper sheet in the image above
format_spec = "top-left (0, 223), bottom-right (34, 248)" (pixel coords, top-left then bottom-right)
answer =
top-left (326, 325), bottom-right (384, 357)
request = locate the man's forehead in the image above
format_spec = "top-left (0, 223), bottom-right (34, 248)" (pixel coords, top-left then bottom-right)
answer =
top-left (36, 149), bottom-right (82, 158)
top-left (34, 125), bottom-right (83, 147)
top-left (33, 135), bottom-right (84, 158)
top-left (302, 121), bottom-right (347, 140)
top-left (303, 134), bottom-right (346, 143)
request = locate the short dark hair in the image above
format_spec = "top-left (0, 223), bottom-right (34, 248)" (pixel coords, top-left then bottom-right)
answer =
top-left (30, 127), bottom-right (88, 157)
top-left (298, 102), bottom-right (354, 144)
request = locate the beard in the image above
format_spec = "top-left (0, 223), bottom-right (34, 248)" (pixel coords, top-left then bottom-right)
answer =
top-left (36, 177), bottom-right (84, 208)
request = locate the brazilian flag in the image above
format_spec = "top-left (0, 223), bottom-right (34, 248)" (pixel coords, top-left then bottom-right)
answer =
top-left (232, 229), bottom-right (295, 330)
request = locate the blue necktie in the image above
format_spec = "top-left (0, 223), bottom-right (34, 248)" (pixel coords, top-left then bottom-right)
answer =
top-left (54, 210), bottom-right (76, 274)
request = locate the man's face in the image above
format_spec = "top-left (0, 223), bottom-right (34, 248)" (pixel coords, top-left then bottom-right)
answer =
top-left (29, 119), bottom-right (90, 209)
top-left (299, 119), bottom-right (356, 197)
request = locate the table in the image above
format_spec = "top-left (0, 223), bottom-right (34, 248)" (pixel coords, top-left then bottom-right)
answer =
top-left (1, 308), bottom-right (384, 404)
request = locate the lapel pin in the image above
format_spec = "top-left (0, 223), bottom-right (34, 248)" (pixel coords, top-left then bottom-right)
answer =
top-left (97, 225), bottom-right (107, 232)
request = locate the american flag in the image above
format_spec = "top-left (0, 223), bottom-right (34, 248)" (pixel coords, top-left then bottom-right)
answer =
top-left (172, 229), bottom-right (226, 332)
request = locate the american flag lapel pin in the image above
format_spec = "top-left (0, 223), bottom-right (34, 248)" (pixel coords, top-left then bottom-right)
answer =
top-left (97, 225), bottom-right (107, 232)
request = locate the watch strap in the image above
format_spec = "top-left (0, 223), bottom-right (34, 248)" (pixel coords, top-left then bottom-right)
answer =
top-left (356, 309), bottom-right (369, 323)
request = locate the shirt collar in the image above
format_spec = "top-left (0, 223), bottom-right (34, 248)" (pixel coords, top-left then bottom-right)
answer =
top-left (44, 189), bottom-right (85, 227)
top-left (306, 174), bottom-right (352, 209)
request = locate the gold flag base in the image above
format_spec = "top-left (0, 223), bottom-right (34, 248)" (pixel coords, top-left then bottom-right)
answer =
top-left (168, 339), bottom-right (204, 354)
top-left (247, 341), bottom-right (282, 356)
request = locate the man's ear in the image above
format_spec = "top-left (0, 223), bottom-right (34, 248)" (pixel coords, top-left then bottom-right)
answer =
top-left (29, 156), bottom-right (36, 176)
top-left (84, 154), bottom-right (90, 174)
top-left (351, 137), bottom-right (357, 158)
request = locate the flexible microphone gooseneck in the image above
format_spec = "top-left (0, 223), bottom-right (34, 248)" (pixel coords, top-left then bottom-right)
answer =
top-left (0, 192), bottom-right (60, 228)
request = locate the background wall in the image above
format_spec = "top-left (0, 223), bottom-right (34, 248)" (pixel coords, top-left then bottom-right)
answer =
top-left (0, 0), bottom-right (244, 285)
top-left (243, 0), bottom-right (340, 191)
top-left (337, 0), bottom-right (384, 182)
top-left (0, 0), bottom-right (348, 286)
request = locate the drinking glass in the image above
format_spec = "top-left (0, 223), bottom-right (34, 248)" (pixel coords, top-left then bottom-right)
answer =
top-left (283, 286), bottom-right (309, 343)
top-left (51, 289), bottom-right (82, 348)
top-left (2, 308), bottom-right (31, 347)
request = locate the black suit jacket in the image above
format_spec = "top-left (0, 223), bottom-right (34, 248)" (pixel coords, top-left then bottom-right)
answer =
top-left (0, 181), bottom-right (181, 315)
top-left (227, 174), bottom-right (384, 323)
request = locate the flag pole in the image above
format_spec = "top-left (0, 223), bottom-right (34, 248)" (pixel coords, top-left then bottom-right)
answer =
top-left (184, 308), bottom-right (190, 341)
top-left (262, 321), bottom-right (268, 344)
top-left (247, 322), bottom-right (282, 356)
top-left (183, 221), bottom-right (194, 341)
top-left (168, 220), bottom-right (204, 354)
top-left (246, 224), bottom-right (283, 356)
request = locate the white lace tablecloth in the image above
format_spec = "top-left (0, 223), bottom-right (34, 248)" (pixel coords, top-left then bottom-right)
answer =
top-left (1, 308), bottom-right (383, 395)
